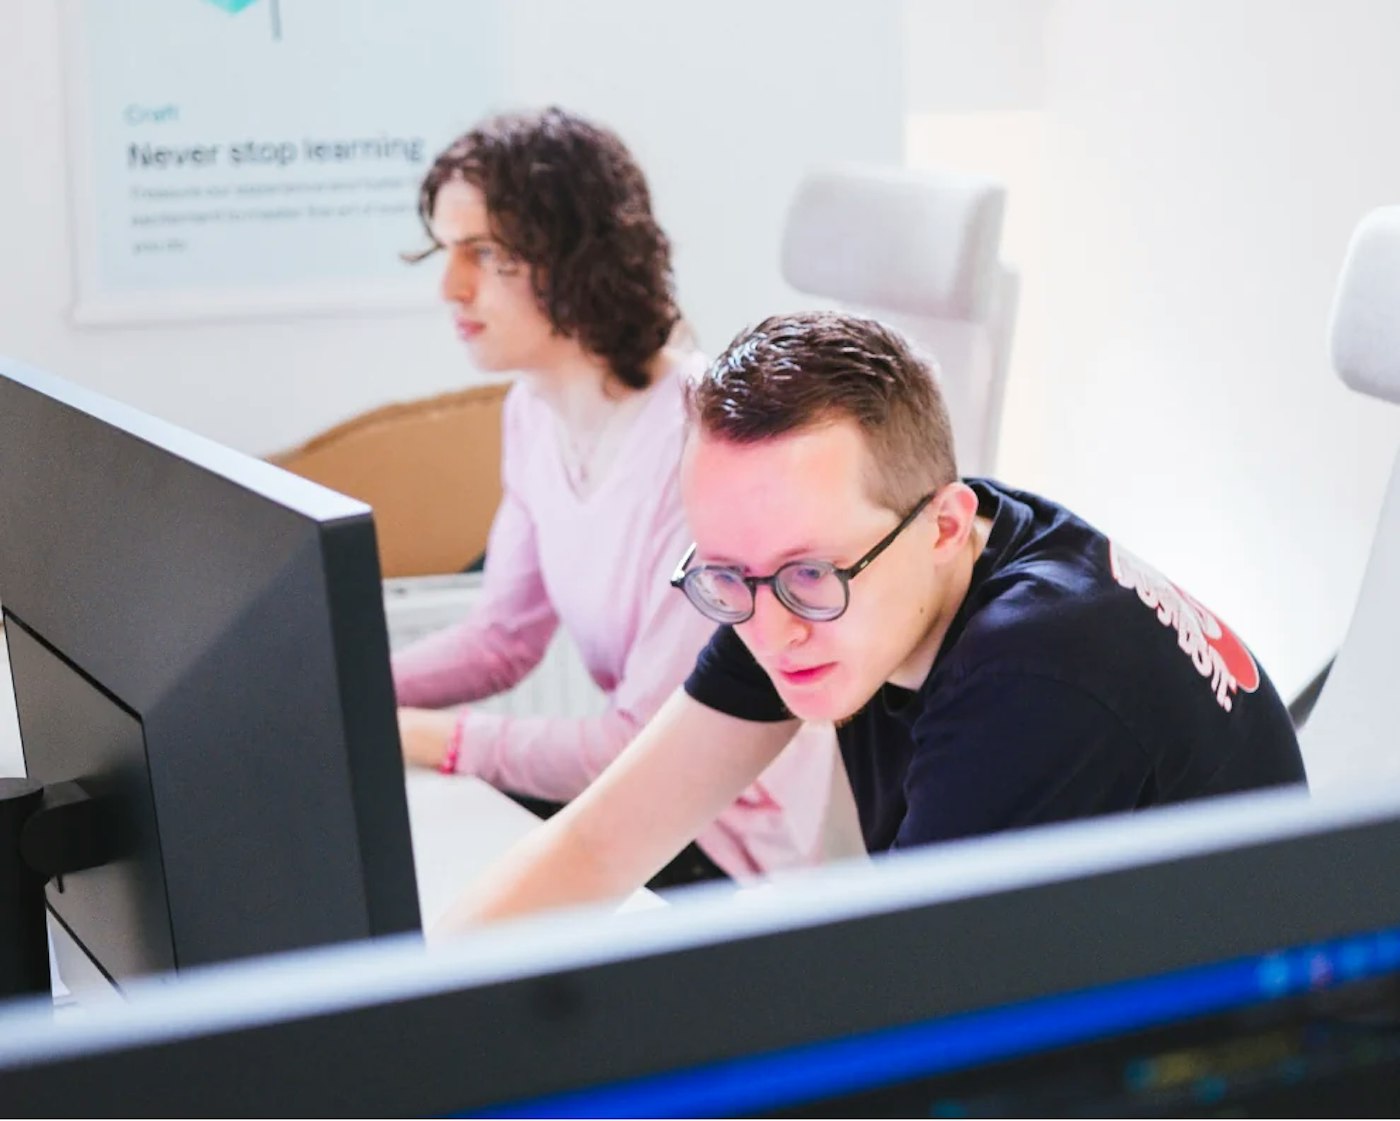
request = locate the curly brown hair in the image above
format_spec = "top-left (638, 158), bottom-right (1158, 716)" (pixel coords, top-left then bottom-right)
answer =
top-left (413, 107), bottom-right (679, 390)
top-left (687, 311), bottom-right (958, 511)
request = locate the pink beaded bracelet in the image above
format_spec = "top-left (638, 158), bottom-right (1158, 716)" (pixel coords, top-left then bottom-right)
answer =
top-left (438, 718), bottom-right (464, 775)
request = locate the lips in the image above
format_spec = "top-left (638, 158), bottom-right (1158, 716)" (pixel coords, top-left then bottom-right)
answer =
top-left (777, 662), bottom-right (836, 687)
top-left (454, 318), bottom-right (484, 342)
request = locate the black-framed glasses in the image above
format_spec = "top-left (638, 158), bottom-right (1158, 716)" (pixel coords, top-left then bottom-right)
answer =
top-left (670, 491), bottom-right (939, 625)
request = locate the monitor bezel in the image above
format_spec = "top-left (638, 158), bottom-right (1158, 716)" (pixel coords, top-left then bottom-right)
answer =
top-left (0, 357), bottom-right (421, 982)
top-left (0, 782), bottom-right (1393, 1115)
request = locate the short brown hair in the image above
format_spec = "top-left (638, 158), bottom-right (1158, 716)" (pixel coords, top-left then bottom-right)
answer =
top-left (414, 107), bottom-right (678, 390)
top-left (686, 311), bottom-right (957, 510)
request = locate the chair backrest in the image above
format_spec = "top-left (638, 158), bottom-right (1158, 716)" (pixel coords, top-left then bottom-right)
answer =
top-left (1299, 205), bottom-right (1400, 791)
top-left (780, 164), bottom-right (1018, 477)
top-left (270, 382), bottom-right (509, 579)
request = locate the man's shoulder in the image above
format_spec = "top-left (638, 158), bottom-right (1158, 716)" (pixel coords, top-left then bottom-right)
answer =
top-left (945, 557), bottom-right (1124, 680)
top-left (919, 534), bottom-right (1301, 789)
top-left (917, 540), bottom-right (1175, 733)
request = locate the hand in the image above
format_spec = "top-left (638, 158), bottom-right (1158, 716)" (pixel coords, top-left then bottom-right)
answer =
top-left (397, 707), bottom-right (463, 771)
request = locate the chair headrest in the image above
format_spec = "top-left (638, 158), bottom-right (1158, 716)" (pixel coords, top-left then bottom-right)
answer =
top-left (1330, 205), bottom-right (1400, 403)
top-left (780, 164), bottom-right (1006, 322)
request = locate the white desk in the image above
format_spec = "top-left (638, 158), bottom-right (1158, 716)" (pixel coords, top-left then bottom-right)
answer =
top-left (405, 769), bottom-right (661, 927)
top-left (406, 770), bottom-right (543, 928)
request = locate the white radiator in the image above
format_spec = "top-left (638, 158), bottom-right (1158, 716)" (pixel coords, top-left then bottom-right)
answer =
top-left (382, 574), bottom-right (607, 719)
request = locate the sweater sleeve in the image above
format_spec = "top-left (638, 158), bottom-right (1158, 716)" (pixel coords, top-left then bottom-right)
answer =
top-left (391, 386), bottom-right (560, 708)
top-left (451, 482), bottom-right (715, 802)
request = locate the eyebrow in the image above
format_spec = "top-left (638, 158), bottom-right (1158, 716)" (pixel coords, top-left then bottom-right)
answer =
top-left (407, 234), bottom-right (501, 265)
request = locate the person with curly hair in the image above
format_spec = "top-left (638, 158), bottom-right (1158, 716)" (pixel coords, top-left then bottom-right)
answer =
top-left (391, 108), bottom-right (838, 890)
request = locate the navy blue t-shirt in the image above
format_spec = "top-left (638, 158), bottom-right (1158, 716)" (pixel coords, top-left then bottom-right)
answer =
top-left (684, 480), bottom-right (1305, 854)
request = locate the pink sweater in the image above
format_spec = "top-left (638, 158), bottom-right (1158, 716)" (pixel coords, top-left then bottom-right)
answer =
top-left (391, 355), bottom-right (837, 878)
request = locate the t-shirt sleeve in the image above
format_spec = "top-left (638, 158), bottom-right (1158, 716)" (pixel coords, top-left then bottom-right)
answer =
top-left (683, 625), bottom-right (791, 722)
top-left (896, 670), bottom-right (1154, 849)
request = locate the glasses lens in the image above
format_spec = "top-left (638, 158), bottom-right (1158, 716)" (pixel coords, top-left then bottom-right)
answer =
top-left (683, 568), bottom-right (753, 623)
top-left (775, 562), bottom-right (847, 621)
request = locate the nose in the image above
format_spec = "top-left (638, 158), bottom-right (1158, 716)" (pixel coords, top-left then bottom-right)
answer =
top-left (742, 585), bottom-right (809, 658)
top-left (440, 249), bottom-right (478, 305)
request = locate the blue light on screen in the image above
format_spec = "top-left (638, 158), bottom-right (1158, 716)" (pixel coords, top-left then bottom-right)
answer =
top-left (474, 924), bottom-right (1400, 1118)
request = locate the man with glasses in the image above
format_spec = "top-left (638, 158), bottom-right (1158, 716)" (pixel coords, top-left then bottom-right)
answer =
top-left (442, 311), bottom-right (1305, 929)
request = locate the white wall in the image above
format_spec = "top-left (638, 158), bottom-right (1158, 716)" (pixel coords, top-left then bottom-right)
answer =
top-left (906, 0), bottom-right (1400, 699)
top-left (904, 0), bottom-right (1052, 516)
top-left (904, 0), bottom-right (1049, 112)
top-left (1035, 0), bottom-right (1400, 699)
top-left (0, 0), bottom-right (903, 457)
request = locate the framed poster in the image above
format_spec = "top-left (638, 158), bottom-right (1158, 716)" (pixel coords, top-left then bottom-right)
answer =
top-left (63, 0), bottom-right (501, 324)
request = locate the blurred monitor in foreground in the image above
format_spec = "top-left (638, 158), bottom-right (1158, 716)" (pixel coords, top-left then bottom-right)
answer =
top-left (1, 783), bottom-right (1398, 1116)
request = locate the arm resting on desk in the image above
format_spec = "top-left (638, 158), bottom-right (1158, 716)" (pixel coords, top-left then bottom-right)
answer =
top-left (433, 689), bottom-right (798, 932)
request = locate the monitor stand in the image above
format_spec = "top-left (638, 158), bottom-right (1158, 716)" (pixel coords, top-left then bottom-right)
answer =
top-left (0, 778), bottom-right (106, 1000)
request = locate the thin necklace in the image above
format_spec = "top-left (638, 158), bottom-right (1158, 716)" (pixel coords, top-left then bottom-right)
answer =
top-left (564, 393), bottom-right (638, 487)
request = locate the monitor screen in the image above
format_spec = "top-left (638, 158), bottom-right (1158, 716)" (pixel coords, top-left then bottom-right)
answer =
top-left (0, 783), bottom-right (1397, 1116)
top-left (0, 358), bottom-right (420, 990)
top-left (501, 919), bottom-right (1400, 1117)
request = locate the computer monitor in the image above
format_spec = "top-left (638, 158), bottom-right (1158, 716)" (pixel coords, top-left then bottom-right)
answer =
top-left (0, 358), bottom-right (420, 996)
top-left (0, 783), bottom-right (1398, 1115)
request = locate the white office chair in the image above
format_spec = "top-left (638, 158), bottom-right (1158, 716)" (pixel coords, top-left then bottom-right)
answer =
top-left (1299, 206), bottom-right (1400, 792)
top-left (780, 164), bottom-right (1019, 477)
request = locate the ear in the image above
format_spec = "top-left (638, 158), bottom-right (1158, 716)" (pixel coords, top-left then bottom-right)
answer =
top-left (928, 482), bottom-right (981, 558)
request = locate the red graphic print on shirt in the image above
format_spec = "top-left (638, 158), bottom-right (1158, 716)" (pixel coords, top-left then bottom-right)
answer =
top-left (1109, 541), bottom-right (1259, 713)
